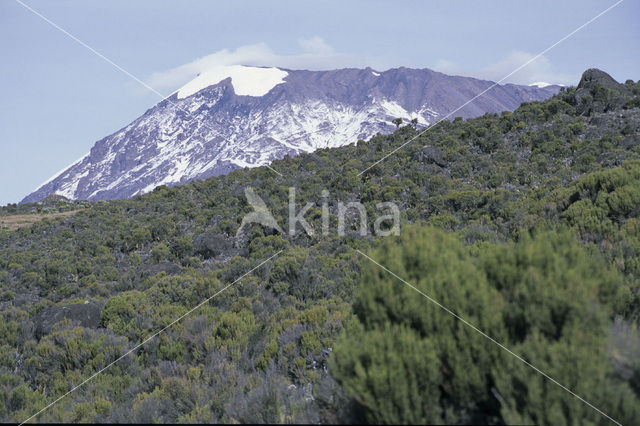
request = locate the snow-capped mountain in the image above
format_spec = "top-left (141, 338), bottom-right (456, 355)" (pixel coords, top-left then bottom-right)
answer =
top-left (23, 66), bottom-right (560, 202)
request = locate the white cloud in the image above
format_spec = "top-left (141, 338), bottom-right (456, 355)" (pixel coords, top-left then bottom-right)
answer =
top-left (146, 37), bottom-right (392, 95)
top-left (434, 51), bottom-right (579, 86)
top-left (145, 42), bottom-right (579, 97)
top-left (298, 36), bottom-right (334, 55)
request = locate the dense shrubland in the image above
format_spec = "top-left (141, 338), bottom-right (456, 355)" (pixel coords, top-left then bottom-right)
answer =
top-left (0, 70), bottom-right (639, 423)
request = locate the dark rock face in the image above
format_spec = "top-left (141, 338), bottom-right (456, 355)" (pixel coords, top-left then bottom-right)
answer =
top-left (577, 68), bottom-right (624, 91)
top-left (574, 68), bottom-right (629, 115)
top-left (23, 67), bottom-right (560, 203)
top-left (35, 302), bottom-right (102, 338)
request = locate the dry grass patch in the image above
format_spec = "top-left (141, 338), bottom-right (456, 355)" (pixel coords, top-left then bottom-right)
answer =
top-left (0, 210), bottom-right (78, 230)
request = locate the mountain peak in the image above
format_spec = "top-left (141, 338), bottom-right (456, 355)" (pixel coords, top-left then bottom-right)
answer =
top-left (176, 65), bottom-right (288, 99)
top-left (577, 68), bottom-right (623, 91)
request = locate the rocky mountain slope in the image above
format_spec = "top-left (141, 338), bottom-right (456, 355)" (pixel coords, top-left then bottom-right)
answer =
top-left (23, 66), bottom-right (559, 202)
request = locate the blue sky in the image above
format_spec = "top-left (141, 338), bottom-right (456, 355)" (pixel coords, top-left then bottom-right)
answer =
top-left (0, 0), bottom-right (638, 205)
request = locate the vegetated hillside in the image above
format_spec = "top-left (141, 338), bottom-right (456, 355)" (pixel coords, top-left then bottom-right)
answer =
top-left (1, 69), bottom-right (640, 424)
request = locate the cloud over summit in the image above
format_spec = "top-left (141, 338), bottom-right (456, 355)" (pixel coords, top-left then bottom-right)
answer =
top-left (146, 40), bottom-right (575, 97)
top-left (146, 38), bottom-right (389, 94)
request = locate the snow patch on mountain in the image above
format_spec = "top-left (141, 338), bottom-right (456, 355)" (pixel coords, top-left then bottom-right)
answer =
top-left (34, 152), bottom-right (89, 193)
top-left (55, 169), bottom-right (88, 199)
top-left (378, 99), bottom-right (431, 126)
top-left (529, 81), bottom-right (553, 88)
top-left (177, 65), bottom-right (288, 98)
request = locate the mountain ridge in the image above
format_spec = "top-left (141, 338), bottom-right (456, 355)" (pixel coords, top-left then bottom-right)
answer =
top-left (23, 66), bottom-right (560, 203)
